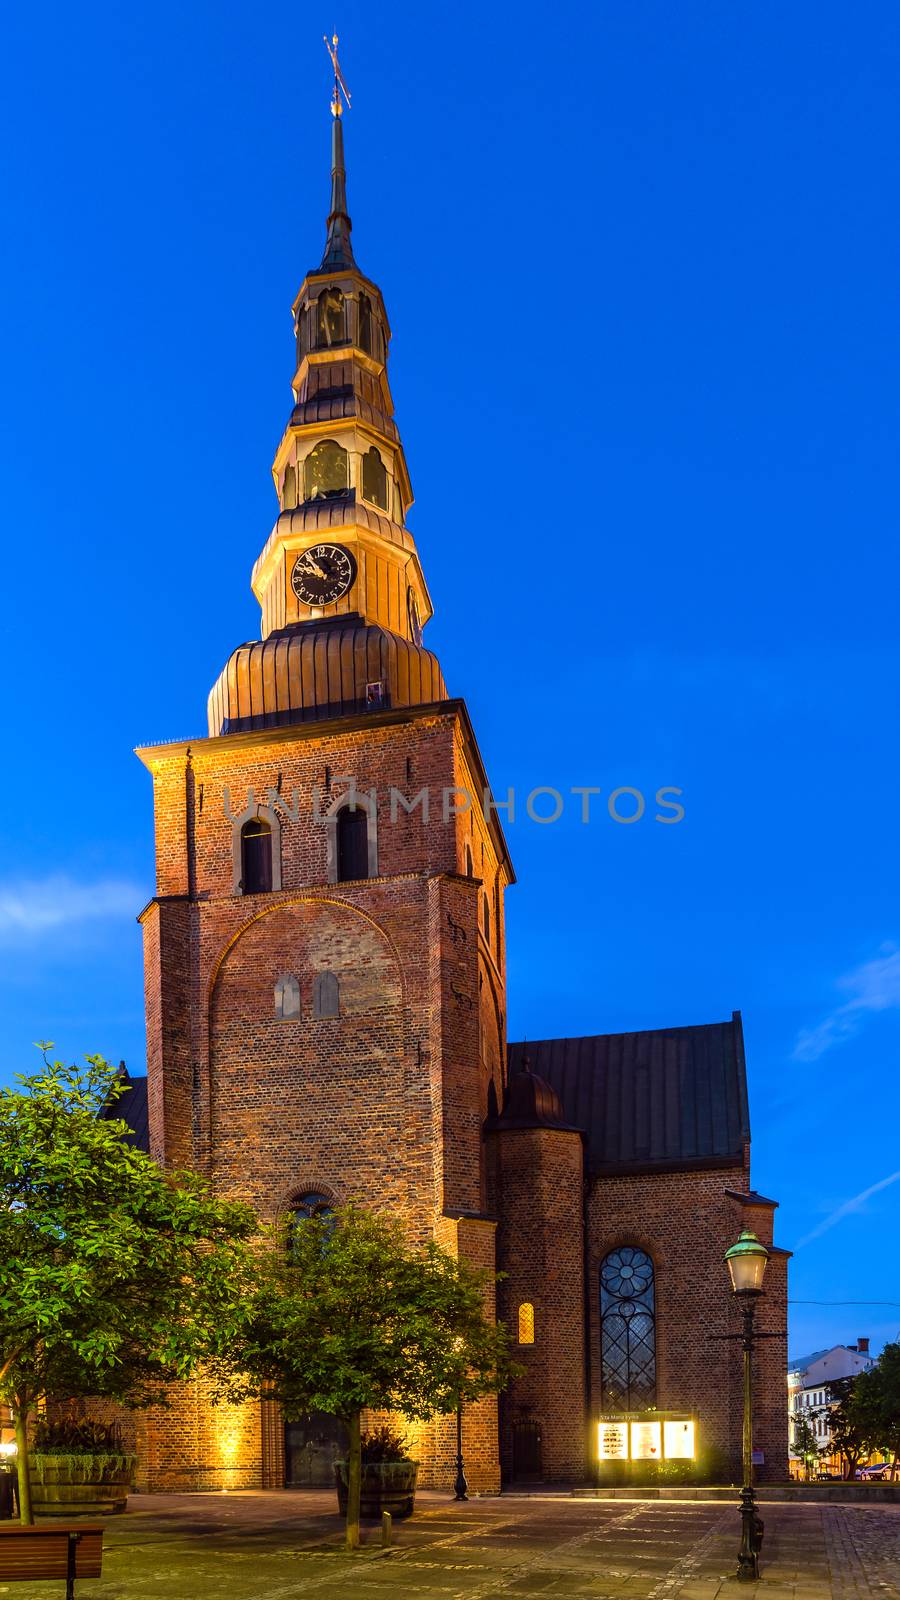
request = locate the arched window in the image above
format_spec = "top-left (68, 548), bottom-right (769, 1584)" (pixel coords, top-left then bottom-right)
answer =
top-left (316, 287), bottom-right (345, 347)
top-left (313, 971), bottom-right (340, 1018)
top-left (241, 818), bottom-right (273, 894)
top-left (482, 895), bottom-right (491, 944)
top-left (600, 1247), bottom-right (656, 1410)
top-left (517, 1303), bottom-right (535, 1345)
top-left (303, 439), bottom-right (349, 501)
top-left (465, 845), bottom-right (474, 878)
top-left (393, 478), bottom-right (403, 524)
top-left (362, 446), bottom-right (389, 511)
top-left (275, 974), bottom-right (301, 1019)
top-left (494, 880), bottom-right (502, 956)
top-left (282, 463), bottom-right (297, 510)
top-left (358, 292), bottom-right (373, 354)
top-left (336, 804), bottom-right (369, 882)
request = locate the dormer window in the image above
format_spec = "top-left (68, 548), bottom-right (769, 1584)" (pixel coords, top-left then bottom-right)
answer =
top-left (316, 287), bottom-right (345, 347)
top-left (362, 446), bottom-right (389, 512)
top-left (304, 440), bottom-right (349, 502)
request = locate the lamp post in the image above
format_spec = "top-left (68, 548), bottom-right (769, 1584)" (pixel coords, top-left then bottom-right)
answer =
top-left (453, 1399), bottom-right (469, 1501)
top-left (724, 1228), bottom-right (770, 1582)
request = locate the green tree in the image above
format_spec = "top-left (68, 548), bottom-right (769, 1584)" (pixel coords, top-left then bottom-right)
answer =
top-left (855, 1343), bottom-right (900, 1477)
top-left (826, 1376), bottom-right (879, 1479)
top-left (0, 1050), bottom-right (256, 1522)
top-left (226, 1206), bottom-right (514, 1549)
top-left (791, 1412), bottom-right (824, 1479)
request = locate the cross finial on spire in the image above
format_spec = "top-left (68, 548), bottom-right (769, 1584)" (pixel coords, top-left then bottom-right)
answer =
top-left (324, 32), bottom-right (351, 118)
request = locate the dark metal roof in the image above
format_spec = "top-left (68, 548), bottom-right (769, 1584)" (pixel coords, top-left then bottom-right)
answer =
top-left (506, 1013), bottom-right (750, 1175)
top-left (101, 1070), bottom-right (150, 1153)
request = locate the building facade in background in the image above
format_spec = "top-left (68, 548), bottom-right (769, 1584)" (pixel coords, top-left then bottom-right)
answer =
top-left (788, 1339), bottom-right (874, 1477)
top-left (120, 97), bottom-right (790, 1491)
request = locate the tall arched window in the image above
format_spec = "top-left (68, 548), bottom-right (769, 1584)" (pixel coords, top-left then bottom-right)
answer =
top-left (241, 818), bottom-right (273, 894)
top-left (482, 894), bottom-right (491, 944)
top-left (599, 1247), bottom-right (656, 1410)
top-left (336, 805), bottom-right (369, 882)
top-left (316, 287), bottom-right (345, 347)
top-left (358, 292), bottom-right (373, 354)
top-left (313, 971), bottom-right (340, 1018)
top-left (518, 1303), bottom-right (535, 1345)
top-left (465, 845), bottom-right (474, 878)
top-left (362, 446), bottom-right (389, 511)
top-left (282, 463), bottom-right (297, 510)
top-left (303, 440), bottom-right (349, 501)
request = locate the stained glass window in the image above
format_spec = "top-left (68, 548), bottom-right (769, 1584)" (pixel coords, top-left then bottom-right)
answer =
top-left (292, 1191), bottom-right (334, 1222)
top-left (600, 1246), bottom-right (656, 1410)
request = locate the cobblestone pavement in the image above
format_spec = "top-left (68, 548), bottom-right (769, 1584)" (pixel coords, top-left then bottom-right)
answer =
top-left (3, 1491), bottom-right (899, 1598)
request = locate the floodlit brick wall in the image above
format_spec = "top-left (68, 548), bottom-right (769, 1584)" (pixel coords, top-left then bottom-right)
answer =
top-left (586, 1164), bottom-right (789, 1482)
top-left (139, 704), bottom-right (509, 1492)
top-left (489, 1126), bottom-right (587, 1482)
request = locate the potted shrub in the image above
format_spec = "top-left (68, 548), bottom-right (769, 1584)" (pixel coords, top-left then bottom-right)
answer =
top-left (334, 1426), bottom-right (419, 1520)
top-left (28, 1419), bottom-right (136, 1516)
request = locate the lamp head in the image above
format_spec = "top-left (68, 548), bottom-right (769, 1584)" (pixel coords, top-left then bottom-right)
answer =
top-left (724, 1228), bottom-right (769, 1297)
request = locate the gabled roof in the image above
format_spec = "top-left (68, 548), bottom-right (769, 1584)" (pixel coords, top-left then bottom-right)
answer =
top-left (506, 1013), bottom-right (750, 1175)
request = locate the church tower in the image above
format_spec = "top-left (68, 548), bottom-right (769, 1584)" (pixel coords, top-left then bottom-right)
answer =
top-left (136, 72), bottom-right (512, 1493)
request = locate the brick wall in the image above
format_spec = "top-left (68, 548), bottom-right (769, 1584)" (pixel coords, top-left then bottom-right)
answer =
top-left (488, 1127), bottom-right (587, 1482)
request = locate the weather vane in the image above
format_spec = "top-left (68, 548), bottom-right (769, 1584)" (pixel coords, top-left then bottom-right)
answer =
top-left (324, 32), bottom-right (351, 117)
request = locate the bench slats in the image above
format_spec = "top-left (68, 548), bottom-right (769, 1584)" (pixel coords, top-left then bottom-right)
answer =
top-left (0, 1524), bottom-right (104, 1579)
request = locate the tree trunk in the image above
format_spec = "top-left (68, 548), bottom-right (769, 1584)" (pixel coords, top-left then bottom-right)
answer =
top-left (13, 1402), bottom-right (32, 1525)
top-left (345, 1410), bottom-right (361, 1551)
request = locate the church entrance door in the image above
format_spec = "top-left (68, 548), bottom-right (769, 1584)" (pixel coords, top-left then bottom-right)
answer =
top-left (284, 1413), bottom-right (349, 1487)
top-left (511, 1420), bottom-right (543, 1481)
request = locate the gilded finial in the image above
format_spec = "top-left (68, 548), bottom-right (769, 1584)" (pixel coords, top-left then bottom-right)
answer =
top-left (324, 32), bottom-right (352, 118)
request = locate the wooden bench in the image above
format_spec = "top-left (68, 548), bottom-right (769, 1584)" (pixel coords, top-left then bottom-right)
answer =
top-left (0, 1523), bottom-right (103, 1598)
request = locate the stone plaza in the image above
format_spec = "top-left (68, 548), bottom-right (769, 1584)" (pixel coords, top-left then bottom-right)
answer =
top-left (26, 1490), bottom-right (900, 1599)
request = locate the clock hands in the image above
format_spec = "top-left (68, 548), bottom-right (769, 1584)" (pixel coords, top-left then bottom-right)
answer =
top-left (298, 555), bottom-right (327, 578)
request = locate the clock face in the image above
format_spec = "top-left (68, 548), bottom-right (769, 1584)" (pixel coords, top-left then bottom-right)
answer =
top-left (291, 543), bottom-right (357, 607)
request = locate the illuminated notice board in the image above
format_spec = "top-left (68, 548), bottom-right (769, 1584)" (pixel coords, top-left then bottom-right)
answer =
top-left (597, 1416), bottom-right (696, 1462)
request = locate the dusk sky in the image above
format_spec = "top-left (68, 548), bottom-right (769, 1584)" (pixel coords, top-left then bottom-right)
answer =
top-left (1, 0), bottom-right (898, 1361)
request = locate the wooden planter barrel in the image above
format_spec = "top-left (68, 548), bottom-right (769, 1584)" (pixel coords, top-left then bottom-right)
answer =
top-left (27, 1453), bottom-right (136, 1516)
top-left (334, 1459), bottom-right (419, 1520)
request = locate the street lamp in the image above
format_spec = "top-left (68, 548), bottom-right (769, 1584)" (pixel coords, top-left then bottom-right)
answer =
top-left (724, 1228), bottom-right (770, 1582)
top-left (453, 1399), bottom-right (469, 1501)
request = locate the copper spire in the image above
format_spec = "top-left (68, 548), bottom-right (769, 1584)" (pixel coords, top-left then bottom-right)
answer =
top-left (320, 34), bottom-right (356, 271)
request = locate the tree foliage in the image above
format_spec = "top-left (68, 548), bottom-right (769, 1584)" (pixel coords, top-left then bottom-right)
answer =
top-left (0, 1050), bottom-right (256, 1521)
top-left (852, 1343), bottom-right (900, 1475)
top-left (225, 1206), bottom-right (514, 1547)
top-left (791, 1412), bottom-right (824, 1477)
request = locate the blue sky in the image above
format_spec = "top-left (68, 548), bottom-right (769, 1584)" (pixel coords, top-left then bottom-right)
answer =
top-left (1, 1), bottom-right (898, 1360)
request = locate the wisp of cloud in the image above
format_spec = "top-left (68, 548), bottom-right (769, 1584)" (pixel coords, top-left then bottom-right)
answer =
top-left (0, 876), bottom-right (142, 940)
top-left (796, 1169), bottom-right (900, 1248)
top-left (793, 944), bottom-right (900, 1062)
